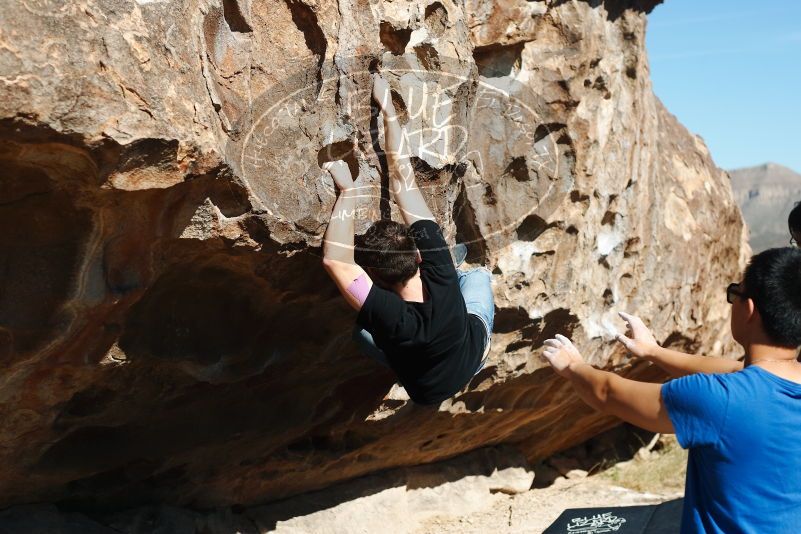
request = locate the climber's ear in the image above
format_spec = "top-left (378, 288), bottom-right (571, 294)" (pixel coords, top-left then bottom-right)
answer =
top-left (415, 249), bottom-right (422, 264)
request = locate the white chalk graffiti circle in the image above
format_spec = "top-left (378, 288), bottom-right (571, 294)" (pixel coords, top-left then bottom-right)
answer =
top-left (233, 55), bottom-right (564, 250)
top-left (566, 512), bottom-right (627, 533)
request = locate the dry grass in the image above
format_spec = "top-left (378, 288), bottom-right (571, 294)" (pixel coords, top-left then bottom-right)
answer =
top-left (598, 434), bottom-right (687, 494)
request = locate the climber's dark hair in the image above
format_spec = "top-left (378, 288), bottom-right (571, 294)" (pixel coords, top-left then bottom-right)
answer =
top-left (789, 201), bottom-right (801, 237)
top-left (355, 220), bottom-right (418, 288)
top-left (742, 247), bottom-right (801, 348)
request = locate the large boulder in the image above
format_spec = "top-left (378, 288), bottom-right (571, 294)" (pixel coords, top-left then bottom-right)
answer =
top-left (0, 0), bottom-right (745, 511)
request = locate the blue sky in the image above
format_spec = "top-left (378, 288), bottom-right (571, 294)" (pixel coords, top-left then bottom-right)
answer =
top-left (646, 0), bottom-right (801, 172)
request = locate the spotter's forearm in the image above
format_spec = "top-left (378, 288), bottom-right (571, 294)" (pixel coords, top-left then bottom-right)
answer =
top-left (646, 345), bottom-right (743, 377)
top-left (564, 362), bottom-right (612, 412)
top-left (562, 361), bottom-right (673, 434)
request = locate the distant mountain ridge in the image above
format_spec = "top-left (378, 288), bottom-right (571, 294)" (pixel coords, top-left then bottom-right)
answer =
top-left (729, 163), bottom-right (801, 252)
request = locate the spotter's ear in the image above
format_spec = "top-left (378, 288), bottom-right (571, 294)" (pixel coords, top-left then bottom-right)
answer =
top-left (415, 249), bottom-right (422, 264)
top-left (746, 297), bottom-right (758, 321)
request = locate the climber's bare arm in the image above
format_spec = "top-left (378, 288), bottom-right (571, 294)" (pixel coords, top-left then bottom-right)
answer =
top-left (372, 74), bottom-right (435, 226)
top-left (543, 336), bottom-right (674, 434)
top-left (322, 161), bottom-right (372, 311)
top-left (615, 312), bottom-right (743, 378)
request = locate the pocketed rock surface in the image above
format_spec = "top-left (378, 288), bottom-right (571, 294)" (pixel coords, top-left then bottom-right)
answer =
top-left (0, 0), bottom-right (745, 512)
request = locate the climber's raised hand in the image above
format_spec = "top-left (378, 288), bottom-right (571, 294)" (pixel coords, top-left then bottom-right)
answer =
top-left (615, 311), bottom-right (659, 359)
top-left (542, 334), bottom-right (586, 377)
top-left (323, 160), bottom-right (355, 192)
top-left (371, 73), bottom-right (393, 111)
top-left (370, 73), bottom-right (435, 225)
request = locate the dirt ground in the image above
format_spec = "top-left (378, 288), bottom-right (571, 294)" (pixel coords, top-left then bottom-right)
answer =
top-left (415, 434), bottom-right (687, 534)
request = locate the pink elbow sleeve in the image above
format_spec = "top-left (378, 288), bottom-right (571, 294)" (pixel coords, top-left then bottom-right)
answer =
top-left (347, 273), bottom-right (371, 306)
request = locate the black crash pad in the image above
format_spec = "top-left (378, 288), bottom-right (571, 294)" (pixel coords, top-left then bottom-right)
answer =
top-left (543, 498), bottom-right (683, 534)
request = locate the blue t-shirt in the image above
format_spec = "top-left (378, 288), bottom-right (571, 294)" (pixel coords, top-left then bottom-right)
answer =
top-left (662, 365), bottom-right (801, 533)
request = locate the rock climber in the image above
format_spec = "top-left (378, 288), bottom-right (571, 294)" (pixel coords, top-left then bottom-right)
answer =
top-left (789, 201), bottom-right (801, 246)
top-left (542, 246), bottom-right (801, 533)
top-left (320, 74), bottom-right (494, 406)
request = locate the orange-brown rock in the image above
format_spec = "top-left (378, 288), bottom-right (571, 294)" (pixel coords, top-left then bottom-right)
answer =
top-left (0, 0), bottom-right (745, 513)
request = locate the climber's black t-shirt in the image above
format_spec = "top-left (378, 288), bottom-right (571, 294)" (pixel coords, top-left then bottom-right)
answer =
top-left (356, 219), bottom-right (487, 405)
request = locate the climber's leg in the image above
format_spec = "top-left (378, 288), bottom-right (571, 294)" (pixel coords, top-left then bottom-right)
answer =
top-left (352, 326), bottom-right (391, 368)
top-left (457, 267), bottom-right (494, 374)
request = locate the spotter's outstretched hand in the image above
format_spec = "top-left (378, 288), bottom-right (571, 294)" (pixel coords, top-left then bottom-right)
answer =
top-left (542, 334), bottom-right (586, 377)
top-left (615, 311), bottom-right (659, 358)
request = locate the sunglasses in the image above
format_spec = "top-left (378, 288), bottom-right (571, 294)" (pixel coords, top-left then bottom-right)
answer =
top-left (726, 283), bottom-right (747, 304)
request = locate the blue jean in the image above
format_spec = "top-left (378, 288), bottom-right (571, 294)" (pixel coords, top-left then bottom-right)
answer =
top-left (353, 267), bottom-right (494, 374)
